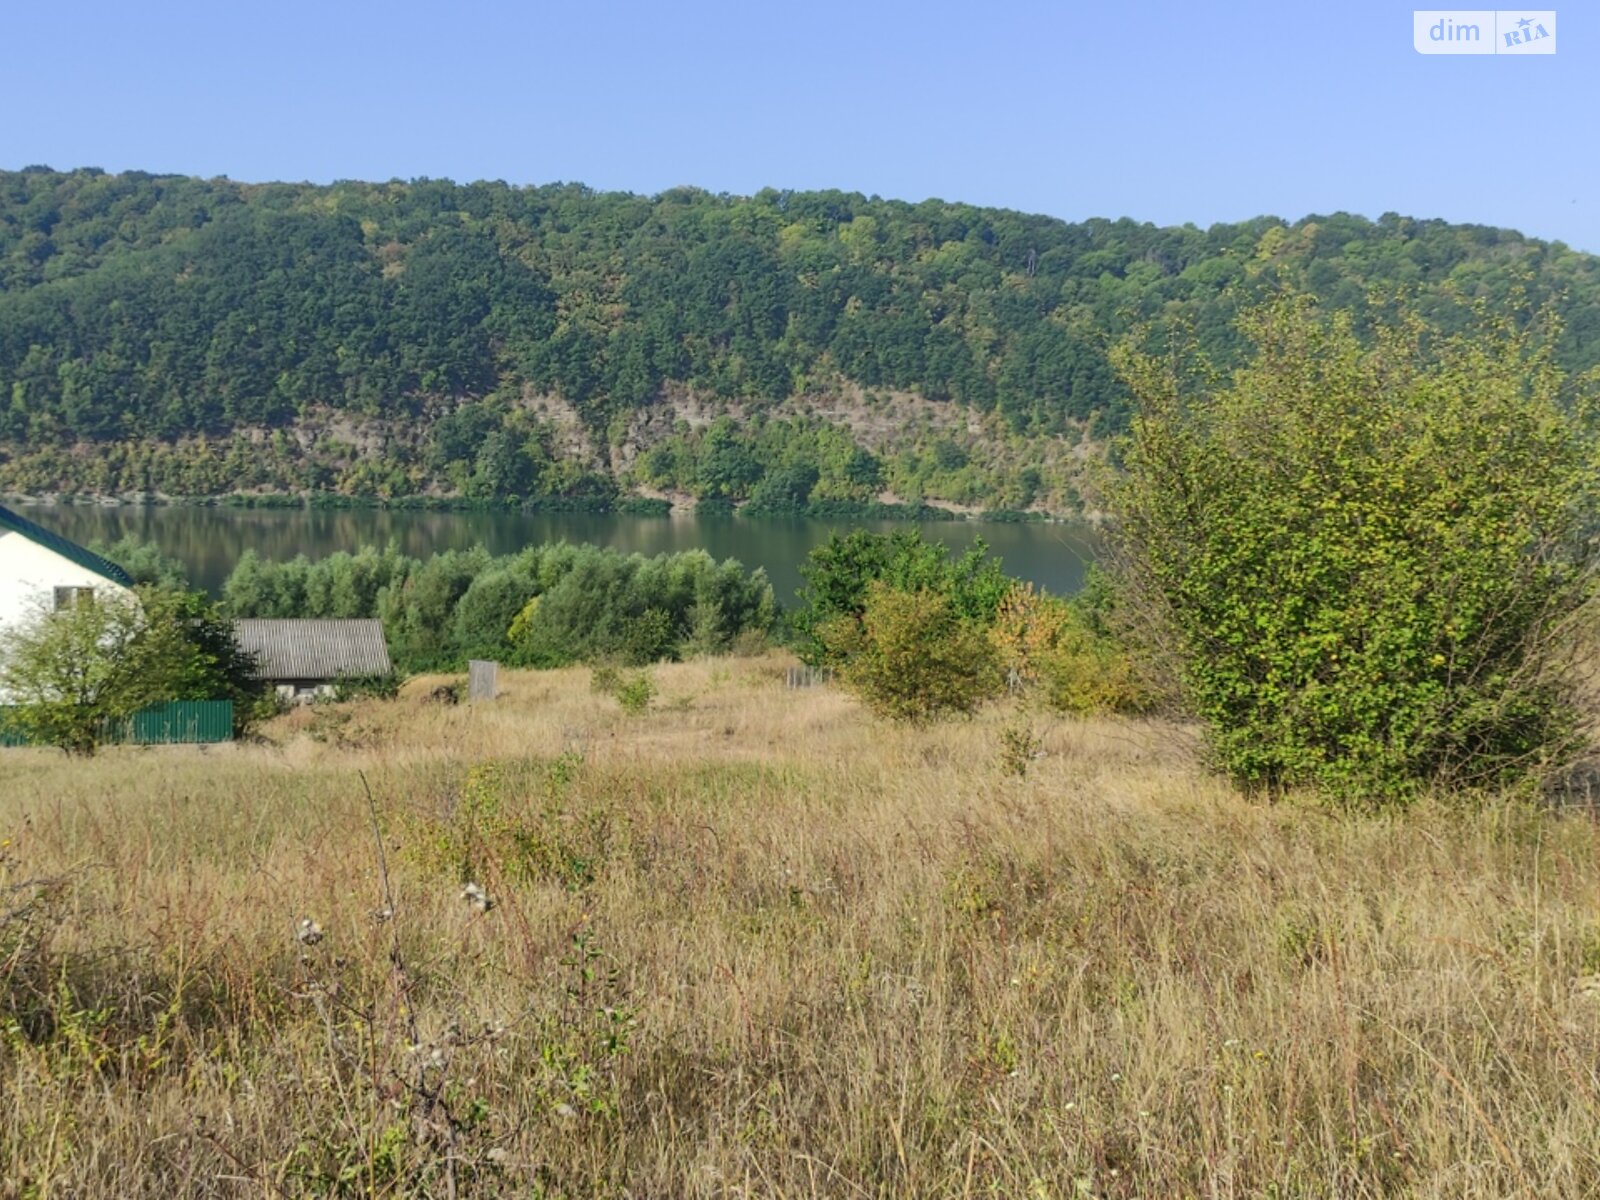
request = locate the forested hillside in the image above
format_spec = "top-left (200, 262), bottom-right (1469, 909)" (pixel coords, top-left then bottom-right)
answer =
top-left (3, 167), bottom-right (1598, 512)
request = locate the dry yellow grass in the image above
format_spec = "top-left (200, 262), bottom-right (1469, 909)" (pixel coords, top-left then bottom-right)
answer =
top-left (3, 653), bottom-right (1600, 1197)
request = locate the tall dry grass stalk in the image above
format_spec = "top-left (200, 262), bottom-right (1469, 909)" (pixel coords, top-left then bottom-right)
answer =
top-left (3, 654), bottom-right (1600, 1196)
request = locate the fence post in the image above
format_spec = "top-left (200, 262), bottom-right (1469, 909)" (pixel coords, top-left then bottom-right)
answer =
top-left (785, 666), bottom-right (833, 690)
top-left (468, 660), bottom-right (499, 701)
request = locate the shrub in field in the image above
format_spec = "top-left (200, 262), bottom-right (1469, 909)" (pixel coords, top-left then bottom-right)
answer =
top-left (824, 582), bottom-right (1003, 721)
top-left (1113, 294), bottom-right (1600, 802)
top-left (612, 672), bottom-right (657, 715)
top-left (989, 583), bottom-right (1149, 715)
top-left (998, 724), bottom-right (1041, 777)
top-left (407, 755), bottom-right (613, 891)
top-left (589, 664), bottom-right (622, 696)
top-left (796, 530), bottom-right (1144, 719)
top-left (590, 665), bottom-right (656, 714)
top-left (792, 530), bottom-right (1010, 668)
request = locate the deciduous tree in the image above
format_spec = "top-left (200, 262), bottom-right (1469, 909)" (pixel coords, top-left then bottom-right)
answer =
top-left (1113, 295), bottom-right (1600, 802)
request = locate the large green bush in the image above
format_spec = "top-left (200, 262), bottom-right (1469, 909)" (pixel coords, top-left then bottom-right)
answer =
top-left (1114, 296), bottom-right (1600, 802)
top-left (822, 582), bottom-right (1004, 722)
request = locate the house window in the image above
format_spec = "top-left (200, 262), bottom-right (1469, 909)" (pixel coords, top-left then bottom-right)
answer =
top-left (53, 586), bottom-right (95, 611)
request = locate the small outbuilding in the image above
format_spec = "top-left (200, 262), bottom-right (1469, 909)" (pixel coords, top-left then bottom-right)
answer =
top-left (232, 618), bottom-right (394, 702)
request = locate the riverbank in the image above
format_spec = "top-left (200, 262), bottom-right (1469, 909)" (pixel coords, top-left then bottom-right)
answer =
top-left (0, 488), bottom-right (1078, 524)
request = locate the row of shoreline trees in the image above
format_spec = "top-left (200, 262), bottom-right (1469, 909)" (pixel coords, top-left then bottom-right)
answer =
top-left (219, 542), bottom-right (776, 672)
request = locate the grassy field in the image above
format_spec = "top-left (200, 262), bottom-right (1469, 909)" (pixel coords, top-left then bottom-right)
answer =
top-left (3, 654), bottom-right (1600, 1197)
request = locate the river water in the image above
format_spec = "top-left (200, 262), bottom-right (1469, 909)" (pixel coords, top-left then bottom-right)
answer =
top-left (38, 506), bottom-right (1101, 604)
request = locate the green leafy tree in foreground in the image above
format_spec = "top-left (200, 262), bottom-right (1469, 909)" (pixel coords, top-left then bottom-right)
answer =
top-left (1113, 294), bottom-right (1600, 803)
top-left (0, 587), bottom-right (248, 755)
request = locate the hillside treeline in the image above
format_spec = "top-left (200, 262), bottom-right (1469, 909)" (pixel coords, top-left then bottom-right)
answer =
top-left (5, 167), bottom-right (1600, 507)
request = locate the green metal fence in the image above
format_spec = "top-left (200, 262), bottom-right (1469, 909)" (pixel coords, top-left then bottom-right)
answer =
top-left (0, 700), bottom-right (234, 747)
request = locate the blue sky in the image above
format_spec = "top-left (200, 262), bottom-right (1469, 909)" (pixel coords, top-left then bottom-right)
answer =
top-left (4, 1), bottom-right (1593, 247)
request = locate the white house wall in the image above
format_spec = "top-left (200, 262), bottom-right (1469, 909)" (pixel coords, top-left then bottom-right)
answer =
top-left (0, 529), bottom-right (135, 632)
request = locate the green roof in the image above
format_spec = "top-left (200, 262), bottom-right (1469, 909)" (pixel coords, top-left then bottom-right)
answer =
top-left (0, 505), bottom-right (134, 588)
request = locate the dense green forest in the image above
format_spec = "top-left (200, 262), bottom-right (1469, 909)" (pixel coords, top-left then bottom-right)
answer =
top-left (4, 167), bottom-right (1599, 512)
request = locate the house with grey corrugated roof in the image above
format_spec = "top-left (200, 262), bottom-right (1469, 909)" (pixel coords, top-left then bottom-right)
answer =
top-left (232, 618), bottom-right (394, 702)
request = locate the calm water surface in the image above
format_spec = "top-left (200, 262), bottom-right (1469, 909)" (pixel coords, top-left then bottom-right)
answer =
top-left (42, 506), bottom-right (1101, 605)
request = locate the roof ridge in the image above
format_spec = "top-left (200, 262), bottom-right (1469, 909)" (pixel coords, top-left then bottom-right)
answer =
top-left (0, 503), bottom-right (135, 588)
